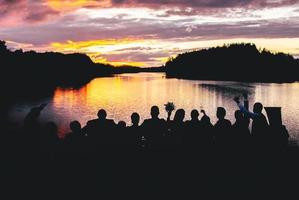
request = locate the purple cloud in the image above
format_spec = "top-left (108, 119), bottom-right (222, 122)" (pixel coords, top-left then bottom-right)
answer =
top-left (110, 0), bottom-right (298, 9)
top-left (0, 0), bottom-right (60, 26)
top-left (1, 11), bottom-right (299, 47)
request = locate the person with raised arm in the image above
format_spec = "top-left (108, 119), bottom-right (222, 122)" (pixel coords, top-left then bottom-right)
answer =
top-left (24, 103), bottom-right (47, 152)
top-left (233, 96), bottom-right (269, 145)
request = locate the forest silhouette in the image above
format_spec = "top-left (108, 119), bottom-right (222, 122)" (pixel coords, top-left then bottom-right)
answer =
top-left (0, 40), bottom-right (163, 108)
top-left (165, 43), bottom-right (299, 82)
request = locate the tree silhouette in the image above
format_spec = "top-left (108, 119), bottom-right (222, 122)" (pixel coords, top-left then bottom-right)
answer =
top-left (0, 40), bottom-right (163, 104)
top-left (165, 43), bottom-right (299, 82)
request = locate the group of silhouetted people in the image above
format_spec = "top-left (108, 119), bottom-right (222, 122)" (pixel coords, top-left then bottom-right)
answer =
top-left (23, 95), bottom-right (290, 154)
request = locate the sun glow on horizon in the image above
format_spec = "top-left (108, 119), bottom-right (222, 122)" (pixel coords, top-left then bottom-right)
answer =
top-left (47, 37), bottom-right (299, 67)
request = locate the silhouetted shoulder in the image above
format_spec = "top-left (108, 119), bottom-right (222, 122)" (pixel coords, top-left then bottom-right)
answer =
top-left (87, 119), bottom-right (97, 124)
top-left (141, 119), bottom-right (151, 125)
top-left (106, 119), bottom-right (116, 125)
top-left (159, 118), bottom-right (166, 123)
top-left (224, 119), bottom-right (232, 126)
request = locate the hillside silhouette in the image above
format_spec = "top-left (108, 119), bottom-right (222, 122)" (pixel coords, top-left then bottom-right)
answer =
top-left (165, 43), bottom-right (299, 82)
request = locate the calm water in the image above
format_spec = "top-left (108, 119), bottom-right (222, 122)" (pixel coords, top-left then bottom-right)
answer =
top-left (9, 73), bottom-right (299, 141)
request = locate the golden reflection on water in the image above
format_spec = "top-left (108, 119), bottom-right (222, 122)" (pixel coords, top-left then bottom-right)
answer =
top-left (48, 73), bottom-right (299, 139)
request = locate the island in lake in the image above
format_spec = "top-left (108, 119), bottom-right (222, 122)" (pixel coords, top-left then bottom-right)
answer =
top-left (165, 43), bottom-right (299, 82)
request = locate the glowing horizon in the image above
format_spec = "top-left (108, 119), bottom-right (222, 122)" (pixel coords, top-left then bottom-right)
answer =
top-left (1, 0), bottom-right (299, 67)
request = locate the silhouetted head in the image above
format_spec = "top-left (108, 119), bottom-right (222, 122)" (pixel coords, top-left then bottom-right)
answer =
top-left (131, 112), bottom-right (140, 126)
top-left (253, 102), bottom-right (263, 114)
top-left (118, 121), bottom-right (126, 128)
top-left (70, 120), bottom-right (81, 133)
top-left (97, 109), bottom-right (107, 120)
top-left (45, 121), bottom-right (58, 135)
top-left (150, 106), bottom-right (160, 119)
top-left (234, 110), bottom-right (243, 121)
top-left (216, 107), bottom-right (226, 119)
top-left (191, 109), bottom-right (199, 121)
top-left (174, 109), bottom-right (185, 122)
top-left (201, 115), bottom-right (211, 126)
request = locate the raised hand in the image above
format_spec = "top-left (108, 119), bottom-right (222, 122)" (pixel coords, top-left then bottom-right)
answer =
top-left (165, 102), bottom-right (175, 120)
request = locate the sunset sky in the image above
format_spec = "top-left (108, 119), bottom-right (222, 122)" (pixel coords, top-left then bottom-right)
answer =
top-left (1, 0), bottom-right (299, 67)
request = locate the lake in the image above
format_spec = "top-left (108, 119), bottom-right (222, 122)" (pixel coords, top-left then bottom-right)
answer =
top-left (8, 73), bottom-right (299, 142)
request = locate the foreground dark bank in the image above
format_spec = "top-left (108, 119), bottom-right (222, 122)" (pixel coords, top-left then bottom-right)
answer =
top-left (2, 99), bottom-right (299, 198)
top-left (165, 43), bottom-right (299, 82)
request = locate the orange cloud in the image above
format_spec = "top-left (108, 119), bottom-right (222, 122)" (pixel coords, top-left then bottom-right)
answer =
top-left (105, 61), bottom-right (146, 67)
top-left (50, 38), bottom-right (146, 66)
top-left (47, 0), bottom-right (110, 11)
top-left (51, 38), bottom-right (143, 51)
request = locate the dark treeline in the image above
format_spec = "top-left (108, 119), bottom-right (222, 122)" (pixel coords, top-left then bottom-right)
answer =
top-left (165, 43), bottom-right (299, 82)
top-left (113, 65), bottom-right (165, 73)
top-left (1, 41), bottom-right (111, 97)
top-left (0, 40), bottom-right (163, 109)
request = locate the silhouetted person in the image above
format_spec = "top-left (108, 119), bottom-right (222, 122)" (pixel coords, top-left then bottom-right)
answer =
top-left (189, 109), bottom-right (200, 123)
top-left (234, 98), bottom-right (269, 145)
top-left (184, 109), bottom-right (202, 147)
top-left (200, 110), bottom-right (212, 127)
top-left (167, 109), bottom-right (186, 147)
top-left (268, 125), bottom-right (290, 149)
top-left (242, 93), bottom-right (251, 128)
top-left (173, 109), bottom-right (185, 123)
top-left (64, 121), bottom-right (85, 152)
top-left (232, 110), bottom-right (251, 148)
top-left (128, 112), bottom-right (142, 148)
top-left (83, 109), bottom-right (116, 147)
top-left (24, 103), bottom-right (47, 135)
top-left (141, 106), bottom-right (166, 149)
top-left (117, 121), bottom-right (126, 128)
top-left (24, 103), bottom-right (47, 151)
top-left (115, 121), bottom-right (128, 147)
top-left (214, 107), bottom-right (232, 146)
top-left (264, 107), bottom-right (290, 149)
top-left (41, 121), bottom-right (60, 153)
top-left (200, 110), bottom-right (213, 144)
top-left (131, 113), bottom-right (140, 127)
